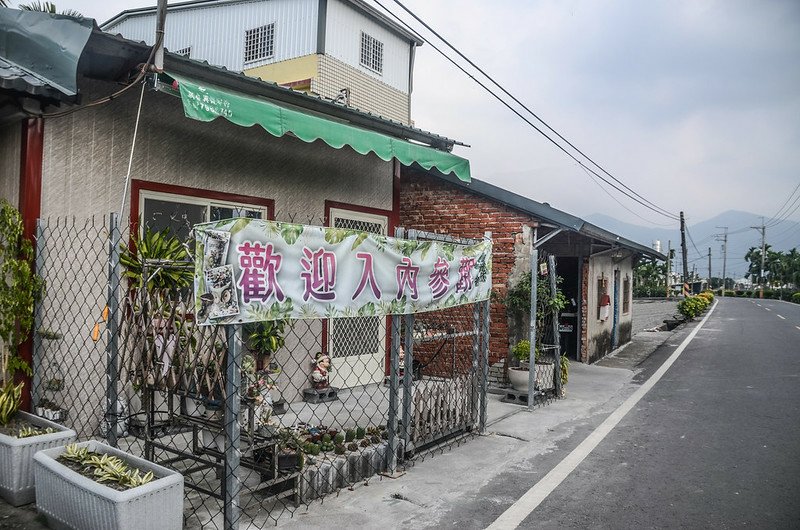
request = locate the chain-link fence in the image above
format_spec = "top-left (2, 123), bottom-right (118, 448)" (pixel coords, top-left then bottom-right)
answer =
top-left (499, 248), bottom-right (564, 408)
top-left (30, 214), bottom-right (489, 529)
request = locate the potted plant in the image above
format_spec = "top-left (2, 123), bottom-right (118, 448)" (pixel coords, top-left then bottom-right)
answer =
top-left (34, 441), bottom-right (183, 530)
top-left (0, 201), bottom-right (75, 506)
top-left (0, 381), bottom-right (76, 506)
top-left (275, 428), bottom-right (304, 472)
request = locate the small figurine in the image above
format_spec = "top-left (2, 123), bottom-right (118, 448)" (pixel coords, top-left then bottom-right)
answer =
top-left (310, 352), bottom-right (332, 389)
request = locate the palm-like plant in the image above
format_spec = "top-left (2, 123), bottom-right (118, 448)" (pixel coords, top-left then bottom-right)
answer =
top-left (18, 1), bottom-right (82, 17)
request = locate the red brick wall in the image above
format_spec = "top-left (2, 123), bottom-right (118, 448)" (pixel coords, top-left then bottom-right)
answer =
top-left (399, 170), bottom-right (539, 364)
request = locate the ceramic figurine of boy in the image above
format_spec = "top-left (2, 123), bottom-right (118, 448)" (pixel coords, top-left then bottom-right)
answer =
top-left (310, 352), bottom-right (331, 389)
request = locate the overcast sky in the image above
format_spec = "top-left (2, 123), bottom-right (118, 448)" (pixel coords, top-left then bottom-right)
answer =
top-left (43, 0), bottom-right (800, 234)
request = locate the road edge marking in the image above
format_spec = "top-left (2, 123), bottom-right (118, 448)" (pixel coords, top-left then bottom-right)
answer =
top-left (486, 301), bottom-right (719, 530)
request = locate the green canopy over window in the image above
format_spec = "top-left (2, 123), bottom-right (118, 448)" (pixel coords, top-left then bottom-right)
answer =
top-left (168, 73), bottom-right (471, 182)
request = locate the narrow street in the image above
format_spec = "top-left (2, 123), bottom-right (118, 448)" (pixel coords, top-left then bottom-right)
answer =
top-left (513, 298), bottom-right (800, 528)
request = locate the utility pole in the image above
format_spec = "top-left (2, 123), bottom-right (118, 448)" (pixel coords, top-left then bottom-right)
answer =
top-left (680, 211), bottom-right (689, 297)
top-left (715, 226), bottom-right (728, 296)
top-left (707, 247), bottom-right (712, 290)
top-left (750, 217), bottom-right (766, 299)
top-left (665, 240), bottom-right (672, 298)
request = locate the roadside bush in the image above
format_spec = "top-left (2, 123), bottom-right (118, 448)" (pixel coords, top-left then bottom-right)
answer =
top-left (698, 291), bottom-right (714, 303)
top-left (792, 292), bottom-right (800, 304)
top-left (724, 290), bottom-right (736, 297)
top-left (677, 295), bottom-right (709, 319)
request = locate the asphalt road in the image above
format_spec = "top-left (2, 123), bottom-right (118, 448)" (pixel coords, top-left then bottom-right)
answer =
top-left (516, 297), bottom-right (800, 528)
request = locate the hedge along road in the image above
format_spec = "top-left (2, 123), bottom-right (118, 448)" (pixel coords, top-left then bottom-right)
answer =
top-left (489, 297), bottom-right (800, 529)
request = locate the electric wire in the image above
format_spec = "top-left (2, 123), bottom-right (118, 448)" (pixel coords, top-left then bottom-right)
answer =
top-left (765, 180), bottom-right (800, 226)
top-left (372, 0), bottom-right (680, 222)
top-left (578, 164), bottom-right (676, 227)
top-left (29, 30), bottom-right (165, 119)
top-left (387, 0), bottom-right (679, 221)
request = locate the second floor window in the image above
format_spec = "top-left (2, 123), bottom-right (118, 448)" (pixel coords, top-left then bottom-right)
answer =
top-left (360, 31), bottom-right (383, 74)
top-left (244, 23), bottom-right (275, 64)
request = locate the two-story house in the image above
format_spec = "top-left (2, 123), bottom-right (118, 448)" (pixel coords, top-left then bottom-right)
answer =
top-left (102, 0), bottom-right (422, 125)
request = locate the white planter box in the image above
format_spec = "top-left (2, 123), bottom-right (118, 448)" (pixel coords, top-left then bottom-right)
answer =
top-left (507, 363), bottom-right (555, 392)
top-left (0, 411), bottom-right (76, 506)
top-left (34, 440), bottom-right (184, 530)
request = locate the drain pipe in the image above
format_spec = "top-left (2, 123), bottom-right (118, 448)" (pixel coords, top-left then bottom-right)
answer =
top-left (153, 0), bottom-right (168, 72)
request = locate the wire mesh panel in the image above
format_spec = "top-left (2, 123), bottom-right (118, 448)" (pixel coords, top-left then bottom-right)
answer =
top-left (32, 216), bottom-right (124, 442)
top-left (31, 215), bottom-right (491, 529)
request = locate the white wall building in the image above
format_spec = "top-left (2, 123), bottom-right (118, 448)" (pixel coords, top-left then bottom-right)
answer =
top-left (102, 0), bottom-right (422, 124)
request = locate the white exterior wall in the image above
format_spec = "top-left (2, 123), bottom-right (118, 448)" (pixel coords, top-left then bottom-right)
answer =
top-left (325, 0), bottom-right (410, 93)
top-left (585, 254), bottom-right (634, 362)
top-left (103, 0), bottom-right (318, 71)
top-left (36, 78), bottom-right (393, 416)
top-left (0, 123), bottom-right (20, 205)
top-left (314, 54), bottom-right (410, 123)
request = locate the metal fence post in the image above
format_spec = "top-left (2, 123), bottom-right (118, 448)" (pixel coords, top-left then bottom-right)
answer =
top-left (528, 244), bottom-right (539, 410)
top-left (401, 313), bottom-right (414, 455)
top-left (548, 254), bottom-right (562, 397)
top-left (387, 315), bottom-right (401, 473)
top-left (32, 220), bottom-right (45, 411)
top-left (479, 230), bottom-right (491, 433)
top-left (224, 325), bottom-right (242, 530)
top-left (480, 299), bottom-right (490, 433)
top-left (106, 213), bottom-right (121, 447)
top-left (471, 302), bottom-right (480, 426)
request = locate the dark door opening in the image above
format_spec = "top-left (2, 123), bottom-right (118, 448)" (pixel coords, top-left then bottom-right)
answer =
top-left (556, 257), bottom-right (580, 361)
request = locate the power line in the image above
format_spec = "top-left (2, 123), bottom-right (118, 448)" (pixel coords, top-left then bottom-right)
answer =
top-left (373, 0), bottom-right (680, 222)
top-left (766, 180), bottom-right (800, 226)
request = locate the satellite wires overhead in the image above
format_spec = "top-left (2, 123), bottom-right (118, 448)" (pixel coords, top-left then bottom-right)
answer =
top-left (372, 0), bottom-right (680, 224)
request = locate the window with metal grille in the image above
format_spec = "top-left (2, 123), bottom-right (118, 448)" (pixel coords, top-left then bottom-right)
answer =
top-left (244, 23), bottom-right (275, 64)
top-left (174, 46), bottom-right (192, 58)
top-left (623, 276), bottom-right (631, 314)
top-left (359, 31), bottom-right (383, 74)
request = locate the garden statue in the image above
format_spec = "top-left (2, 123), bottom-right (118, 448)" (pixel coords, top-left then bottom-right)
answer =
top-left (310, 352), bottom-right (331, 389)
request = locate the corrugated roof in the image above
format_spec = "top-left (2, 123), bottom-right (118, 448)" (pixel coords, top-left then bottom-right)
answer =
top-left (422, 167), bottom-right (666, 261)
top-left (101, 0), bottom-right (424, 45)
top-left (0, 57), bottom-right (67, 101)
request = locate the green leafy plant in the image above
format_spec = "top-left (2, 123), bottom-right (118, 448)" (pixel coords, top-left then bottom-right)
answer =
top-left (505, 273), bottom-right (568, 356)
top-left (0, 201), bottom-right (43, 386)
top-left (511, 339), bottom-right (541, 363)
top-left (355, 426), bottom-right (365, 439)
top-left (17, 425), bottom-right (55, 438)
top-left (560, 355), bottom-right (570, 387)
top-left (244, 320), bottom-right (287, 361)
top-left (59, 444), bottom-right (154, 489)
top-left (345, 429), bottom-right (355, 442)
top-left (120, 228), bottom-right (192, 292)
top-left (0, 381), bottom-right (23, 425)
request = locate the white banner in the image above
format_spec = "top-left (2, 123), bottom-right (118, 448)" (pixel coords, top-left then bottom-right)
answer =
top-left (194, 218), bottom-right (492, 324)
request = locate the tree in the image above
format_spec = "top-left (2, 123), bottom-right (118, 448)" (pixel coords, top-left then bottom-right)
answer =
top-left (633, 261), bottom-right (667, 297)
top-left (18, 1), bottom-right (81, 17)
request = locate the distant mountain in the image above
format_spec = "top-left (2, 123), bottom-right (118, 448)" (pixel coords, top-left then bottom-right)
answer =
top-left (584, 211), bottom-right (800, 278)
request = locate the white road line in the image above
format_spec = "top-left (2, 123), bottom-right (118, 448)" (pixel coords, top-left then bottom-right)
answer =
top-left (486, 301), bottom-right (719, 530)
top-left (757, 304), bottom-right (762, 307)
top-left (777, 315), bottom-right (786, 320)
top-left (765, 307), bottom-right (771, 311)
top-left (796, 326), bottom-right (800, 332)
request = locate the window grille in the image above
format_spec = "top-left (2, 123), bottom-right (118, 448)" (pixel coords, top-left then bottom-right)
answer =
top-left (623, 276), bottom-right (631, 314)
top-left (359, 31), bottom-right (383, 74)
top-left (174, 46), bottom-right (192, 58)
top-left (244, 23), bottom-right (275, 64)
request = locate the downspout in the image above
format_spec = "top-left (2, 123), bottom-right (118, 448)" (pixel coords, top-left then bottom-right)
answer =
top-left (17, 117), bottom-right (44, 413)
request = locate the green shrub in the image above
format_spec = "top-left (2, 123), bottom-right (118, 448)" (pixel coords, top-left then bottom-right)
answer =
top-left (791, 292), bottom-right (800, 304)
top-left (678, 295), bottom-right (708, 319)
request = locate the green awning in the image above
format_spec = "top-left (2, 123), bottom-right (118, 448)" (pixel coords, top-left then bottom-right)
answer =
top-left (169, 73), bottom-right (471, 182)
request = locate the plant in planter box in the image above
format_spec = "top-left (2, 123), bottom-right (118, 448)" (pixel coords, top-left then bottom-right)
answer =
top-left (34, 440), bottom-right (183, 530)
top-left (276, 428), bottom-right (304, 472)
top-left (0, 202), bottom-right (76, 506)
top-left (0, 382), bottom-right (75, 506)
